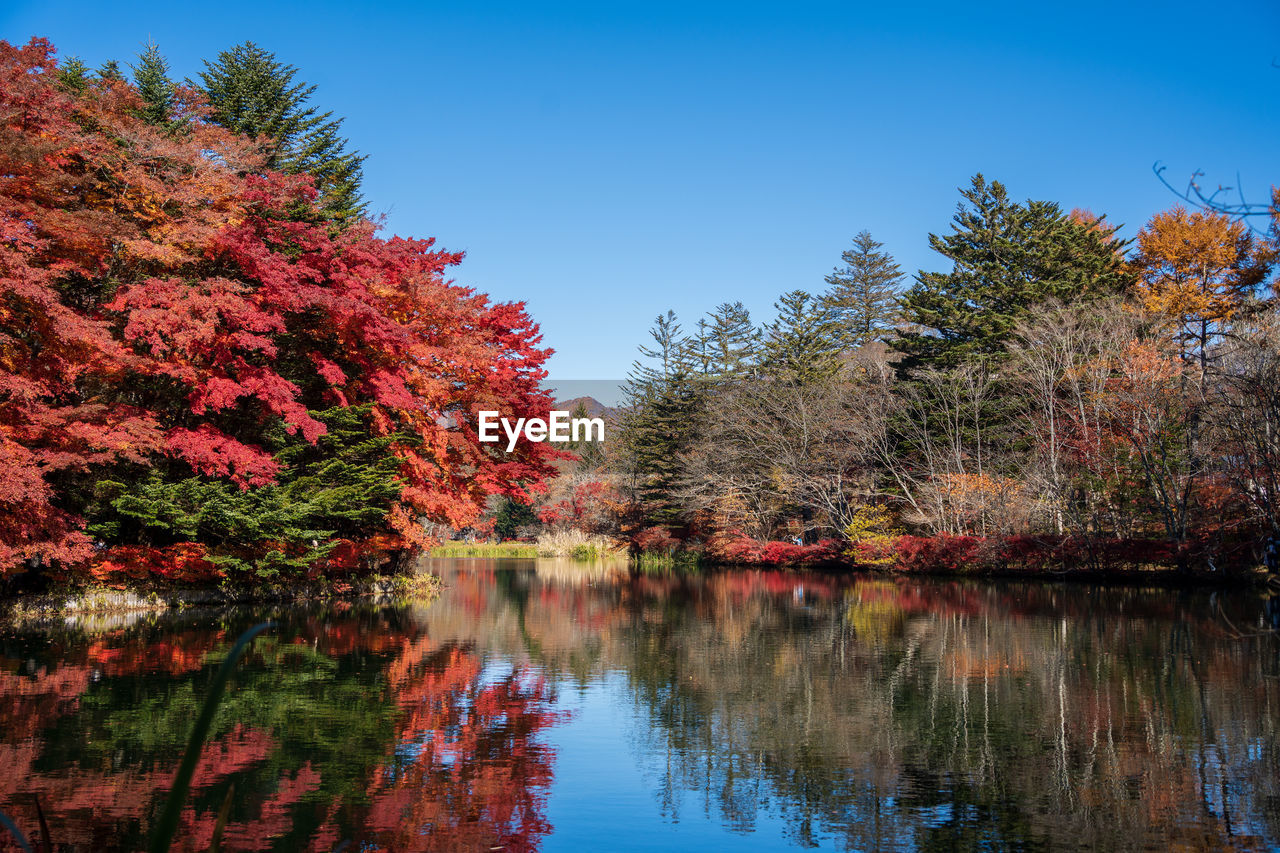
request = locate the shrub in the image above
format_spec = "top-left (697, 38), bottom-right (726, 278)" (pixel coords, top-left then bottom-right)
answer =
top-left (844, 505), bottom-right (902, 567)
top-left (633, 526), bottom-right (680, 555)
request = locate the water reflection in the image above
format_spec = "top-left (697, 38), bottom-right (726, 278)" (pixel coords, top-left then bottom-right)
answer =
top-left (2, 559), bottom-right (1278, 851)
top-left (0, 601), bottom-right (560, 851)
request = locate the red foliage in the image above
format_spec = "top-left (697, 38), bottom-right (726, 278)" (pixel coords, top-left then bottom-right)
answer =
top-left (706, 532), bottom-right (841, 566)
top-left (0, 38), bottom-right (562, 575)
top-left (538, 480), bottom-right (618, 531)
top-left (86, 543), bottom-right (224, 586)
top-left (871, 533), bottom-right (1239, 576)
top-left (883, 535), bottom-right (985, 573)
top-left (633, 526), bottom-right (680, 554)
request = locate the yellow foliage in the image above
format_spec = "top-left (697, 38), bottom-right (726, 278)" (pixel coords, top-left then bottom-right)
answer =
top-left (843, 504), bottom-right (901, 566)
top-left (1132, 206), bottom-right (1264, 329)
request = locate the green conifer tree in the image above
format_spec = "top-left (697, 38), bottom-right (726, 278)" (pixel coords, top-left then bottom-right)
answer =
top-left (895, 174), bottom-right (1131, 370)
top-left (197, 42), bottom-right (366, 223)
top-left (823, 231), bottom-right (904, 347)
top-left (85, 405), bottom-right (406, 578)
top-left (698, 301), bottom-right (761, 378)
top-left (761, 290), bottom-right (843, 385)
top-left (97, 59), bottom-right (125, 82)
top-left (131, 40), bottom-right (177, 128)
top-left (563, 400), bottom-right (606, 470)
top-left (617, 312), bottom-right (701, 524)
top-left (493, 497), bottom-right (538, 539)
top-left (56, 56), bottom-right (90, 94)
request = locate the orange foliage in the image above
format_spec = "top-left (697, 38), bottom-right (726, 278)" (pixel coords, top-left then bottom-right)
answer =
top-left (1131, 207), bottom-right (1270, 357)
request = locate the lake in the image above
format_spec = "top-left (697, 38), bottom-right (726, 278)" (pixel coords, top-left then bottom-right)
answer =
top-left (2, 558), bottom-right (1278, 851)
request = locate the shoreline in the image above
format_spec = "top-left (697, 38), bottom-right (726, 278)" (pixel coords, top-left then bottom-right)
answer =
top-left (3, 557), bottom-right (1271, 626)
top-left (0, 571), bottom-right (440, 628)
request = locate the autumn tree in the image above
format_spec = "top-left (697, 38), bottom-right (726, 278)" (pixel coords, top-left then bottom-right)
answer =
top-left (1131, 206), bottom-right (1271, 387)
top-left (0, 37), bottom-right (560, 580)
top-left (1008, 299), bottom-right (1148, 538)
top-left (1211, 310), bottom-right (1280, 558)
top-left (678, 362), bottom-right (890, 539)
top-left (872, 362), bottom-right (1026, 535)
top-left (823, 230), bottom-right (904, 347)
top-left (1, 38), bottom-right (170, 571)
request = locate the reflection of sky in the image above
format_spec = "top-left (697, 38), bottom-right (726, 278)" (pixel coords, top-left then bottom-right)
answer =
top-left (544, 672), bottom-right (847, 851)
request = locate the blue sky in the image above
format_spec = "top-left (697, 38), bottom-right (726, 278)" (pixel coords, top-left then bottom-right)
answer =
top-left (4, 0), bottom-right (1278, 386)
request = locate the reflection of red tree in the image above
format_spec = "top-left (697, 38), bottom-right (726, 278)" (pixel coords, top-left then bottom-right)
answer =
top-left (0, 724), bottom-right (282, 851)
top-left (1, 626), bottom-right (564, 852)
top-left (341, 642), bottom-right (563, 853)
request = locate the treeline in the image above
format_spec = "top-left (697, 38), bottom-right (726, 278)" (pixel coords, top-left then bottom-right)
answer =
top-left (552, 176), bottom-right (1280, 574)
top-left (0, 38), bottom-right (559, 585)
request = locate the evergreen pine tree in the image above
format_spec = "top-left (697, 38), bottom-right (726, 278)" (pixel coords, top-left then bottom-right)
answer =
top-left (698, 301), bottom-right (760, 378)
top-left (761, 290), bottom-right (843, 384)
top-left (823, 231), bottom-right (904, 347)
top-left (617, 312), bottom-right (701, 524)
top-left (85, 404), bottom-right (406, 578)
top-left (131, 40), bottom-right (176, 128)
top-left (196, 42), bottom-right (366, 223)
top-left (97, 59), bottom-right (125, 82)
top-left (895, 174), bottom-right (1131, 370)
top-left (493, 497), bottom-right (538, 539)
top-left (56, 56), bottom-right (90, 94)
top-left (563, 400), bottom-right (606, 470)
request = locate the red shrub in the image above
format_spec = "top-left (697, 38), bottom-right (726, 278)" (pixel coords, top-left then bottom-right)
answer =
top-left (706, 533), bottom-right (840, 566)
top-left (88, 544), bottom-right (223, 587)
top-left (633, 526), bottom-right (679, 554)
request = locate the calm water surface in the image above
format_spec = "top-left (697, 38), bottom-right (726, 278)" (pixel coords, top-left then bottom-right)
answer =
top-left (2, 559), bottom-right (1279, 851)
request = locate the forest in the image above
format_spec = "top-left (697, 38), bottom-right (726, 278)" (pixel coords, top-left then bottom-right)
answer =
top-left (541, 179), bottom-right (1280, 577)
top-left (4, 33), bottom-right (1280, 587)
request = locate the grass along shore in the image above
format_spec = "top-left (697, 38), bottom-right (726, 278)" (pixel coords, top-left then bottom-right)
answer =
top-left (431, 531), bottom-right (627, 561)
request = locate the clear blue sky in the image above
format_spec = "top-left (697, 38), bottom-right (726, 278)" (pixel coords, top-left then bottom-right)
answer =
top-left (4, 0), bottom-right (1278, 385)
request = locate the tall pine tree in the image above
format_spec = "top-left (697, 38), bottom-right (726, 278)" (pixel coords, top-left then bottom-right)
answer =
top-left (761, 290), bottom-right (843, 384)
top-left (131, 40), bottom-right (176, 128)
top-left (97, 59), bottom-right (125, 82)
top-left (895, 174), bottom-right (1132, 370)
top-left (697, 301), bottom-right (760, 378)
top-left (617, 312), bottom-right (701, 524)
top-left (197, 42), bottom-right (366, 223)
top-left (823, 230), bottom-right (904, 347)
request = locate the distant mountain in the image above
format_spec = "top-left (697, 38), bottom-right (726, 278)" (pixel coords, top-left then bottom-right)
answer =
top-left (555, 396), bottom-right (617, 420)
